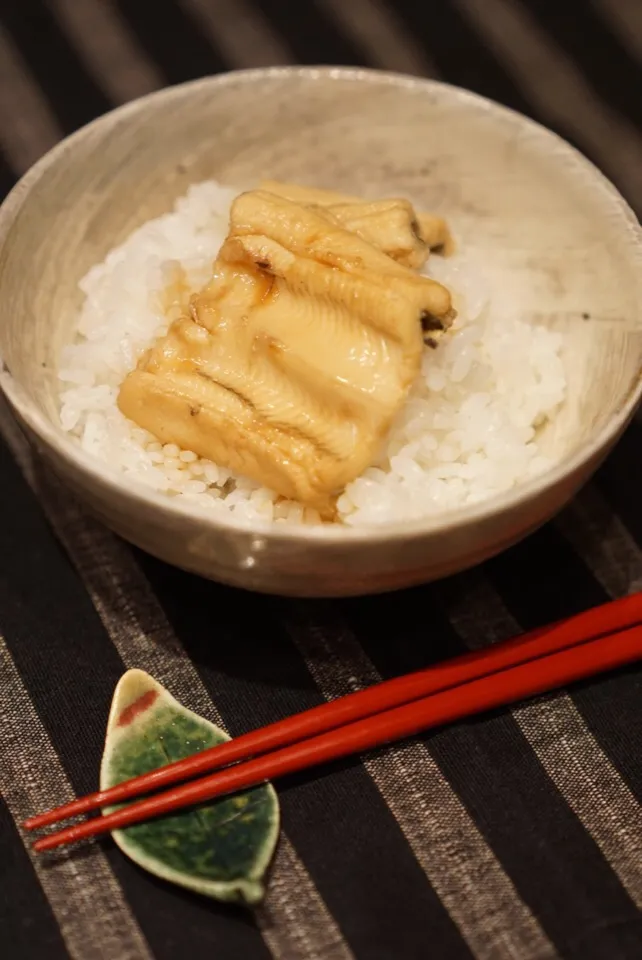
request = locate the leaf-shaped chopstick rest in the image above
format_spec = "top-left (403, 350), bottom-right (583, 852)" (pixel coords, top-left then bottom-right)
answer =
top-left (100, 669), bottom-right (280, 905)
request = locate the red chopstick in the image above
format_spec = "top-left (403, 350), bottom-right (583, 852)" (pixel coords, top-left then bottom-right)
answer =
top-left (32, 619), bottom-right (642, 852)
top-left (25, 591), bottom-right (642, 834)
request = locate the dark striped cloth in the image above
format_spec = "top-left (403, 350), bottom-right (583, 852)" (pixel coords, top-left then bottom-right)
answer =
top-left (1, 2), bottom-right (642, 958)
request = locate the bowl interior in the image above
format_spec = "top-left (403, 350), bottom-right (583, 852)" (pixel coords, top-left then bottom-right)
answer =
top-left (1, 68), bottom-right (641, 502)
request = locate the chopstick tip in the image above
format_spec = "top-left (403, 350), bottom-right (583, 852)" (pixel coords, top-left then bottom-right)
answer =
top-left (32, 833), bottom-right (62, 853)
top-left (32, 837), bottom-right (49, 852)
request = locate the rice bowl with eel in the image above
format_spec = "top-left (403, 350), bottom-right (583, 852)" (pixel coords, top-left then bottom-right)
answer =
top-left (1, 67), bottom-right (640, 596)
top-left (57, 179), bottom-right (567, 529)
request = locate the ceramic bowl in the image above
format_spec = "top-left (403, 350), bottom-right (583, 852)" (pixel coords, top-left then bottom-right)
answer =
top-left (1, 67), bottom-right (641, 597)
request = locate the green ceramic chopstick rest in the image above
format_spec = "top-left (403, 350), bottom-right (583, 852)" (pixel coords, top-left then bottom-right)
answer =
top-left (100, 669), bottom-right (280, 905)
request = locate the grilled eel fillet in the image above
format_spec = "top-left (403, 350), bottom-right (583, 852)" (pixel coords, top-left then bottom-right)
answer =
top-left (260, 179), bottom-right (454, 266)
top-left (118, 189), bottom-right (455, 516)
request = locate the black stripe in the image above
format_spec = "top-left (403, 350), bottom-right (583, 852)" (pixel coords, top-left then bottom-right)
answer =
top-left (595, 422), bottom-right (642, 552)
top-left (340, 574), bottom-right (642, 958)
top-left (0, 441), bottom-right (270, 960)
top-left (0, 150), bottom-right (16, 199)
top-left (527, 0), bottom-right (642, 132)
top-left (114, 0), bottom-right (228, 83)
top-left (246, 0), bottom-right (367, 66)
top-left (487, 523), bottom-right (610, 623)
top-left (390, 0), bottom-right (539, 117)
top-left (0, 1), bottom-right (111, 134)
top-left (137, 553), bottom-right (472, 960)
top-left (0, 797), bottom-right (69, 960)
top-left (571, 650), bottom-right (642, 807)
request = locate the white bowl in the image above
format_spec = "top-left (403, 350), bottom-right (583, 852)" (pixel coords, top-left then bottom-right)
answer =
top-left (1, 67), bottom-right (641, 596)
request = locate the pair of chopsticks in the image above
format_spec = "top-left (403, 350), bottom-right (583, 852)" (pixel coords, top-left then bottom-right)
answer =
top-left (26, 591), bottom-right (642, 852)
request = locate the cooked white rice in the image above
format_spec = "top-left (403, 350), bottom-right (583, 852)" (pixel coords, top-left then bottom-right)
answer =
top-left (58, 180), bottom-right (566, 527)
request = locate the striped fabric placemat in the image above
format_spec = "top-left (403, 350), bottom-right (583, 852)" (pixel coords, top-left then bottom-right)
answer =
top-left (1, 3), bottom-right (642, 959)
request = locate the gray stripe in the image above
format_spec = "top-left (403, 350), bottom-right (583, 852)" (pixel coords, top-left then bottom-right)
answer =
top-left (556, 485), bottom-right (642, 597)
top-left (0, 636), bottom-right (153, 960)
top-left (0, 25), bottom-right (62, 173)
top-left (593, 0), bottom-right (642, 63)
top-left (285, 606), bottom-right (555, 960)
top-left (0, 404), bottom-right (353, 960)
top-left (179, 0), bottom-right (292, 68)
top-left (316, 0), bottom-right (436, 76)
top-left (46, 0), bottom-right (163, 104)
top-left (454, 0), bottom-right (642, 212)
top-left (442, 574), bottom-right (642, 910)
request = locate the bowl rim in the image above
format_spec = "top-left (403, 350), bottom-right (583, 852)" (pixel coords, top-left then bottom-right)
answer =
top-left (1, 64), bottom-right (642, 545)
